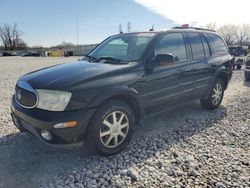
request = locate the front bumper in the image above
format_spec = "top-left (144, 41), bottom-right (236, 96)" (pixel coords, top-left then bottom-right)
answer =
top-left (11, 96), bottom-right (95, 147)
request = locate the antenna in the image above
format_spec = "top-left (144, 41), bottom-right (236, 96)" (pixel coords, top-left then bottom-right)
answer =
top-left (127, 22), bottom-right (131, 32)
top-left (149, 24), bottom-right (154, 31)
top-left (119, 24), bottom-right (123, 34)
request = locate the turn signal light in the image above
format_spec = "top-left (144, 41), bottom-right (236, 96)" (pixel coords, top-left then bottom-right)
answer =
top-left (54, 121), bottom-right (77, 129)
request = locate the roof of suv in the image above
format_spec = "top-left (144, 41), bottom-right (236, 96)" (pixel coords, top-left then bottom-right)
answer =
top-left (118, 26), bottom-right (217, 36)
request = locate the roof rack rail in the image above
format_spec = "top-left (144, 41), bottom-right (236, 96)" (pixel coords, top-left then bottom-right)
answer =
top-left (172, 26), bottom-right (216, 32)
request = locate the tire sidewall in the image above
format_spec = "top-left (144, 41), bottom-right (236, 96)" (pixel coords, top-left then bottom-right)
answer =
top-left (209, 78), bottom-right (224, 108)
top-left (245, 72), bottom-right (250, 81)
top-left (87, 100), bottom-right (135, 156)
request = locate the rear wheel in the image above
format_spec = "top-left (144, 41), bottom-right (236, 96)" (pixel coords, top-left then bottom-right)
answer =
top-left (201, 78), bottom-right (224, 110)
top-left (85, 100), bottom-right (135, 156)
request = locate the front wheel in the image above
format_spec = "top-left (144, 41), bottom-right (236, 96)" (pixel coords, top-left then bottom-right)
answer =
top-left (200, 78), bottom-right (224, 110)
top-left (85, 100), bottom-right (135, 156)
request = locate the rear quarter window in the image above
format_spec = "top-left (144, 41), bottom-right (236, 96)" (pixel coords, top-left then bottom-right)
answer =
top-left (204, 33), bottom-right (228, 56)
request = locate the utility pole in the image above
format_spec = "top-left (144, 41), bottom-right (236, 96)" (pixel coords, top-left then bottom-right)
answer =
top-left (76, 18), bottom-right (79, 56)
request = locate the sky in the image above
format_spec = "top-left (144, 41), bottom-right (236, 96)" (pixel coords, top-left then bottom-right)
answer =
top-left (134, 0), bottom-right (250, 26)
top-left (1, 0), bottom-right (250, 47)
top-left (0, 0), bottom-right (175, 47)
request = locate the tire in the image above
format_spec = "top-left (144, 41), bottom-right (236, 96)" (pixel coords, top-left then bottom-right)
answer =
top-left (200, 78), bottom-right (224, 110)
top-left (85, 100), bottom-right (135, 156)
top-left (245, 72), bottom-right (250, 81)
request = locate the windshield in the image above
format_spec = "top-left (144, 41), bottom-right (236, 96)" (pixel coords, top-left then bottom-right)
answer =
top-left (88, 33), bottom-right (155, 62)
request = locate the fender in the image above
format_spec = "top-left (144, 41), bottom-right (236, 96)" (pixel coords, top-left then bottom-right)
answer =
top-left (89, 86), bottom-right (144, 122)
top-left (203, 65), bottom-right (231, 99)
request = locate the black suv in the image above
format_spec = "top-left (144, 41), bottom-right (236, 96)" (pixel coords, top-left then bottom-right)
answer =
top-left (11, 27), bottom-right (232, 155)
top-left (229, 45), bottom-right (247, 57)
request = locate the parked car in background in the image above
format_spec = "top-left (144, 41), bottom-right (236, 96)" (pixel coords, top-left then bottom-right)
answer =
top-left (11, 27), bottom-right (232, 156)
top-left (229, 45), bottom-right (247, 56)
top-left (64, 51), bottom-right (74, 57)
top-left (2, 51), bottom-right (17, 56)
top-left (22, 51), bottom-right (41, 57)
top-left (233, 58), bottom-right (244, 70)
top-left (245, 55), bottom-right (250, 80)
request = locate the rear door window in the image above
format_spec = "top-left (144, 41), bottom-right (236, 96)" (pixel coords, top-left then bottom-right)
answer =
top-left (187, 32), bottom-right (205, 60)
top-left (201, 34), bottom-right (211, 58)
top-left (204, 33), bottom-right (228, 56)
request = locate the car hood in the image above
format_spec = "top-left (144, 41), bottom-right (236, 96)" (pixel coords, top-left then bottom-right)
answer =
top-left (20, 60), bottom-right (134, 90)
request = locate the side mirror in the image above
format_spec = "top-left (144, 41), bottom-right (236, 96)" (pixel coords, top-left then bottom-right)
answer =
top-left (145, 53), bottom-right (175, 73)
top-left (154, 53), bottom-right (175, 65)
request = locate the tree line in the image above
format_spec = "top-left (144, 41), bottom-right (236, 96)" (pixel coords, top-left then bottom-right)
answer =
top-left (206, 23), bottom-right (250, 46)
top-left (0, 23), bottom-right (27, 51)
top-left (1, 23), bottom-right (250, 51)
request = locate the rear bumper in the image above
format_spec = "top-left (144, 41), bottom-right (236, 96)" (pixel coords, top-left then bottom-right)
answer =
top-left (11, 96), bottom-right (95, 147)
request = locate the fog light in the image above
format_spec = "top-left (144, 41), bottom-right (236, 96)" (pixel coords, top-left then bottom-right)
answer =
top-left (53, 121), bottom-right (77, 129)
top-left (41, 130), bottom-right (52, 141)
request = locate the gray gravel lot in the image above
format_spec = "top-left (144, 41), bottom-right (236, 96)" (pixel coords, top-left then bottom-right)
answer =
top-left (0, 57), bottom-right (249, 188)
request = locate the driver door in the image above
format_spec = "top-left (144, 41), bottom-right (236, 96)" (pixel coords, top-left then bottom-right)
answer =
top-left (145, 32), bottom-right (191, 116)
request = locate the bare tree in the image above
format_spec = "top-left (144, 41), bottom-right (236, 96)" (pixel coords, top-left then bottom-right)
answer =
top-left (0, 23), bottom-right (27, 50)
top-left (54, 42), bottom-right (75, 48)
top-left (217, 24), bottom-right (237, 45)
top-left (16, 39), bottom-right (27, 50)
top-left (235, 24), bottom-right (250, 45)
top-left (205, 22), bottom-right (217, 30)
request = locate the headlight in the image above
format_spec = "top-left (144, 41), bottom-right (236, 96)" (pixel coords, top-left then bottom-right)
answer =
top-left (36, 89), bottom-right (71, 111)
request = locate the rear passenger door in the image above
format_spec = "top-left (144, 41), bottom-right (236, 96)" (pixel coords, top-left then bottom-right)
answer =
top-left (186, 32), bottom-right (213, 98)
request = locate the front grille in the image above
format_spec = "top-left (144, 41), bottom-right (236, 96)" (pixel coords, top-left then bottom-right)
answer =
top-left (15, 82), bottom-right (38, 108)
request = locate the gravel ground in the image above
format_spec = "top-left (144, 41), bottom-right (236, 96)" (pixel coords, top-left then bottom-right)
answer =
top-left (0, 57), bottom-right (249, 188)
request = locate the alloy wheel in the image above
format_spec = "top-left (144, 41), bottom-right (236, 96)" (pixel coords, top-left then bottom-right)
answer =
top-left (212, 83), bottom-right (223, 105)
top-left (99, 111), bottom-right (129, 148)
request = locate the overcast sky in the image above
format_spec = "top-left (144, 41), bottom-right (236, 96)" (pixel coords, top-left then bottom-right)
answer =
top-left (1, 0), bottom-right (250, 47)
top-left (135, 0), bottom-right (250, 26)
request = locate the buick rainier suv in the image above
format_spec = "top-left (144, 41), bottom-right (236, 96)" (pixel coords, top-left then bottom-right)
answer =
top-left (11, 27), bottom-right (232, 156)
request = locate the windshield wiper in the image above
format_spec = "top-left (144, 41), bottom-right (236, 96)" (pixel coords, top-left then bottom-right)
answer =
top-left (99, 57), bottom-right (128, 64)
top-left (84, 55), bottom-right (100, 62)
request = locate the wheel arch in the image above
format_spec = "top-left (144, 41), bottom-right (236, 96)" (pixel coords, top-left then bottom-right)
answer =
top-left (216, 71), bottom-right (229, 90)
top-left (203, 69), bottom-right (230, 100)
top-left (89, 87), bottom-right (144, 124)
